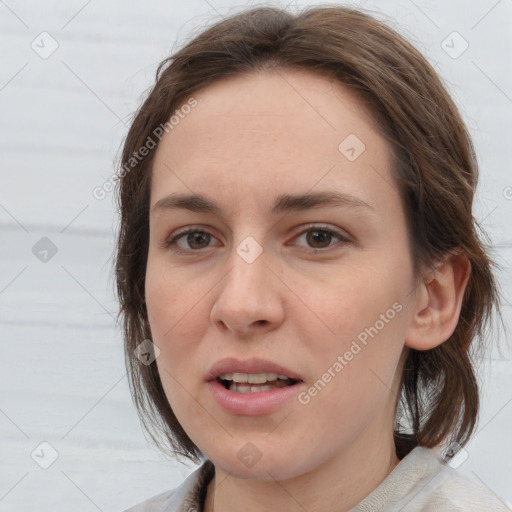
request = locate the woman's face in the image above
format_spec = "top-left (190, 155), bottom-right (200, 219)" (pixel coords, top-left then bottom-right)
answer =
top-left (146, 68), bottom-right (419, 480)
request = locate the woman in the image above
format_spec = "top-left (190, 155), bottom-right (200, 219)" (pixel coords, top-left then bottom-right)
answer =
top-left (115, 5), bottom-right (508, 511)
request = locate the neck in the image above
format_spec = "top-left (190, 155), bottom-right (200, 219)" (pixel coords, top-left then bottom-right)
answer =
top-left (203, 434), bottom-right (399, 512)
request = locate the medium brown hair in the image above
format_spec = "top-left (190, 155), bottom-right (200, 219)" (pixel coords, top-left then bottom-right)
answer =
top-left (114, 5), bottom-right (500, 462)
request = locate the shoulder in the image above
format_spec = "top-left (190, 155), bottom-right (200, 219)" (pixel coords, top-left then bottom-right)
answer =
top-left (122, 460), bottom-right (215, 512)
top-left (353, 447), bottom-right (510, 512)
top-left (420, 466), bottom-right (510, 511)
top-left (122, 488), bottom-right (176, 512)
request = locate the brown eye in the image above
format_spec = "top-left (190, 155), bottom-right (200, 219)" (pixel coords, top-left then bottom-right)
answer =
top-left (305, 230), bottom-right (334, 248)
top-left (165, 228), bottom-right (219, 253)
top-left (186, 231), bottom-right (211, 249)
top-left (294, 225), bottom-right (349, 251)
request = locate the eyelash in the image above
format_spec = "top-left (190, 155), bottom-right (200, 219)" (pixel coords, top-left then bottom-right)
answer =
top-left (164, 224), bottom-right (351, 255)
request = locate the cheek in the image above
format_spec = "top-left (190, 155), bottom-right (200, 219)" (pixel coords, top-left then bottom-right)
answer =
top-left (295, 261), bottom-right (410, 396)
top-left (296, 262), bottom-right (407, 342)
top-left (145, 268), bottom-right (207, 419)
top-left (145, 260), bottom-right (217, 405)
top-left (146, 257), bottom-right (205, 340)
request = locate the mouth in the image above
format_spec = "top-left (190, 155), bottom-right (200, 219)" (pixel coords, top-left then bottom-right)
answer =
top-left (207, 357), bottom-right (303, 393)
top-left (217, 373), bottom-right (299, 393)
top-left (207, 358), bottom-right (304, 415)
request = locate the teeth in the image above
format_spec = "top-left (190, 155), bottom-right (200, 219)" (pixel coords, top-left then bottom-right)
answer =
top-left (248, 373), bottom-right (273, 384)
top-left (218, 372), bottom-right (296, 394)
top-left (231, 383), bottom-right (251, 394)
top-left (228, 382), bottom-right (279, 393)
top-left (219, 372), bottom-right (286, 384)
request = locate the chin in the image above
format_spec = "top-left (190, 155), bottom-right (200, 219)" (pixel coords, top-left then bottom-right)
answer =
top-left (202, 443), bottom-right (316, 482)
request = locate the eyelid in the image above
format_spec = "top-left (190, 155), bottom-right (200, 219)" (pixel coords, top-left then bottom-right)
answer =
top-left (292, 223), bottom-right (350, 239)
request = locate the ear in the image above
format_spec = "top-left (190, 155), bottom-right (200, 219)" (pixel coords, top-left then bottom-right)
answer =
top-left (405, 253), bottom-right (471, 351)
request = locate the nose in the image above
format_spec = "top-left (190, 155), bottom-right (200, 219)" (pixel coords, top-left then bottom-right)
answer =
top-left (210, 246), bottom-right (285, 337)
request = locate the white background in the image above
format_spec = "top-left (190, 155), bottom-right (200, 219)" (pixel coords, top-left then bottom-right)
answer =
top-left (0, 0), bottom-right (511, 510)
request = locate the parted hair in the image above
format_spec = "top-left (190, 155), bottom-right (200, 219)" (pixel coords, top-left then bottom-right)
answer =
top-left (114, 5), bottom-right (500, 462)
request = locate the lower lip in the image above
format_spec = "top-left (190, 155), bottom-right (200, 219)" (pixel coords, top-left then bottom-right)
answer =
top-left (207, 379), bottom-right (304, 416)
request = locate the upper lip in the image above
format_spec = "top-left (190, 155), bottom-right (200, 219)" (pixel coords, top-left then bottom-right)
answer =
top-left (207, 357), bottom-right (303, 382)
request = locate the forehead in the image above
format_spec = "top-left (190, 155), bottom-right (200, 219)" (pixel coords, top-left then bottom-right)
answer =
top-left (150, 68), bottom-right (397, 214)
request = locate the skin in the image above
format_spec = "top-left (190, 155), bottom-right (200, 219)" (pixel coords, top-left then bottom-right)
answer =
top-left (145, 68), bottom-right (470, 512)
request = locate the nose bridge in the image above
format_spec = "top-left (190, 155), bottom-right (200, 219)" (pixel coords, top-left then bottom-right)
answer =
top-left (222, 241), bottom-right (271, 306)
top-left (210, 238), bottom-right (284, 333)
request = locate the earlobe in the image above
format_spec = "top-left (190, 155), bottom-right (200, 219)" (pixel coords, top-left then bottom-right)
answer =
top-left (405, 254), bottom-right (471, 351)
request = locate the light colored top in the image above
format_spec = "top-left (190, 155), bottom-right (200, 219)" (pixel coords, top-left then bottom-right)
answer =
top-left (123, 446), bottom-right (510, 511)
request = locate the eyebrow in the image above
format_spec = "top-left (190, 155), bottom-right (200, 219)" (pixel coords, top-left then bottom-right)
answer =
top-left (152, 191), bottom-right (375, 216)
